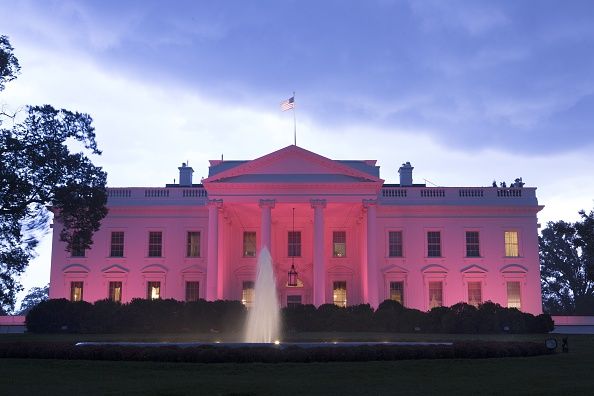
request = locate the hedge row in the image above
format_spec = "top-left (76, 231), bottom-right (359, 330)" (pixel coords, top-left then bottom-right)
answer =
top-left (0, 341), bottom-right (552, 363)
top-left (25, 298), bottom-right (554, 334)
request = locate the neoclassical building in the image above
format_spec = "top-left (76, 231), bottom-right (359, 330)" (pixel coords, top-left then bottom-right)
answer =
top-left (49, 145), bottom-right (543, 314)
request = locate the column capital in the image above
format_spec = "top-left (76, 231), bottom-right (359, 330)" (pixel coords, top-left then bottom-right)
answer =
top-left (207, 198), bottom-right (223, 208)
top-left (259, 199), bottom-right (276, 209)
top-left (310, 198), bottom-right (327, 209)
top-left (362, 199), bottom-right (377, 208)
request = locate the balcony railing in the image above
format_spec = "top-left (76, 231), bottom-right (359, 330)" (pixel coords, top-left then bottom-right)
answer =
top-left (107, 187), bottom-right (208, 204)
top-left (379, 187), bottom-right (537, 206)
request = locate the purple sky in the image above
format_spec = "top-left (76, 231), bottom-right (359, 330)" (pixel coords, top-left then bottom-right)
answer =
top-left (2, 0), bottom-right (594, 302)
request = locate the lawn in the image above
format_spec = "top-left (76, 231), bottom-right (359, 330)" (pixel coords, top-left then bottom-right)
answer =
top-left (1, 332), bottom-right (593, 396)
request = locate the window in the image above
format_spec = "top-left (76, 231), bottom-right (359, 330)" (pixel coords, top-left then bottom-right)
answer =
top-left (110, 231), bottom-right (125, 257)
top-left (507, 281), bottom-right (521, 309)
top-left (468, 281), bottom-right (482, 307)
top-left (288, 231), bottom-right (301, 257)
top-left (333, 281), bottom-right (347, 307)
top-left (428, 281), bottom-right (443, 309)
top-left (505, 231), bottom-right (519, 257)
top-left (148, 231), bottom-right (162, 257)
top-left (109, 281), bottom-right (122, 302)
top-left (389, 281), bottom-right (404, 305)
top-left (427, 231), bottom-right (441, 257)
top-left (243, 231), bottom-right (256, 257)
top-left (185, 281), bottom-right (200, 302)
top-left (242, 281), bottom-right (255, 308)
top-left (186, 231), bottom-right (200, 257)
top-left (287, 295), bottom-right (302, 308)
top-left (70, 234), bottom-right (86, 257)
top-left (147, 281), bottom-right (161, 299)
top-left (333, 231), bottom-right (346, 257)
top-left (70, 281), bottom-right (83, 302)
top-left (388, 231), bottom-right (403, 257)
top-left (465, 231), bottom-right (480, 257)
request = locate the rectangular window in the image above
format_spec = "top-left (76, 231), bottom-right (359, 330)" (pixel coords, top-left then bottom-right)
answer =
top-left (505, 231), bottom-right (519, 257)
top-left (507, 281), bottom-right (521, 309)
top-left (110, 231), bottom-right (125, 257)
top-left (333, 231), bottom-right (346, 257)
top-left (388, 231), bottom-right (403, 257)
top-left (427, 231), bottom-right (441, 257)
top-left (428, 281), bottom-right (443, 309)
top-left (147, 281), bottom-right (161, 300)
top-left (465, 231), bottom-right (480, 257)
top-left (287, 295), bottom-right (302, 308)
top-left (109, 281), bottom-right (122, 303)
top-left (389, 281), bottom-right (404, 306)
top-left (288, 231), bottom-right (301, 257)
top-left (148, 231), bottom-right (162, 257)
top-left (243, 231), bottom-right (256, 257)
top-left (185, 281), bottom-right (200, 302)
top-left (467, 281), bottom-right (482, 307)
top-left (333, 281), bottom-right (347, 308)
top-left (70, 281), bottom-right (83, 302)
top-left (186, 231), bottom-right (200, 257)
top-left (242, 281), bottom-right (255, 308)
top-left (70, 234), bottom-right (86, 257)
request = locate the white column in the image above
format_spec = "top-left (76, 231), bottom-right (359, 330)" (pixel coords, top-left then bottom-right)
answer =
top-left (364, 199), bottom-right (379, 308)
top-left (259, 199), bottom-right (276, 252)
top-left (311, 199), bottom-right (326, 307)
top-left (206, 199), bottom-right (222, 301)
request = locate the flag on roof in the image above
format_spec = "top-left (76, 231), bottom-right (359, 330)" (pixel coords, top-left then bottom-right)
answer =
top-left (280, 96), bottom-right (295, 111)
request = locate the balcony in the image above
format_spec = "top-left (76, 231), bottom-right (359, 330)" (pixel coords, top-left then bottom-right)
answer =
top-left (107, 187), bottom-right (208, 206)
top-left (379, 186), bottom-right (538, 206)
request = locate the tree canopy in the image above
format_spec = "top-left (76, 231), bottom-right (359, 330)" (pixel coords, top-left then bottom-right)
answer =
top-left (540, 209), bottom-right (594, 314)
top-left (0, 35), bottom-right (107, 312)
top-left (17, 283), bottom-right (48, 315)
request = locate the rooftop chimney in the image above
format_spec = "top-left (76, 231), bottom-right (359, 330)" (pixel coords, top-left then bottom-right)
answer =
top-left (178, 162), bottom-right (194, 186)
top-left (398, 162), bottom-right (414, 186)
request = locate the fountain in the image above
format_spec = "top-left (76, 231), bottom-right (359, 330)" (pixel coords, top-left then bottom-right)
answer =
top-left (244, 247), bottom-right (280, 343)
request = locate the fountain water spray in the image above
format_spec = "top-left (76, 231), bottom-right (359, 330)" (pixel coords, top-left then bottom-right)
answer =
top-left (244, 247), bottom-right (280, 343)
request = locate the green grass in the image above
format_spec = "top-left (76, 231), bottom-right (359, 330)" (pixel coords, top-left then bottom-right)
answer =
top-left (1, 332), bottom-right (593, 396)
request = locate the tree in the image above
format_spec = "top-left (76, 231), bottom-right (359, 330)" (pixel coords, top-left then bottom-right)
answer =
top-left (17, 284), bottom-right (49, 315)
top-left (0, 35), bottom-right (107, 312)
top-left (540, 212), bottom-right (594, 314)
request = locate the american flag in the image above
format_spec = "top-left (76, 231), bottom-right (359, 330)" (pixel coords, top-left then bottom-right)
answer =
top-left (280, 96), bottom-right (295, 111)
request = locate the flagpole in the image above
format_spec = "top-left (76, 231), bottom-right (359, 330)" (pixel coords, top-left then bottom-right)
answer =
top-left (293, 91), bottom-right (297, 146)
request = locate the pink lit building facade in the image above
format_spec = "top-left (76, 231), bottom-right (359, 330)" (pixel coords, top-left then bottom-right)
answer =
top-left (49, 145), bottom-right (544, 314)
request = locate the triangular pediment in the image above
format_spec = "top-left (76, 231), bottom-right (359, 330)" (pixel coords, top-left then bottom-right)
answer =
top-left (204, 145), bottom-right (382, 184)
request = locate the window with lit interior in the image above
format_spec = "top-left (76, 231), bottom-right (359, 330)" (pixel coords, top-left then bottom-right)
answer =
top-left (389, 281), bottom-right (404, 305)
top-left (467, 281), bottom-right (482, 307)
top-left (505, 231), bottom-right (519, 257)
top-left (243, 231), bottom-right (256, 257)
top-left (428, 281), bottom-right (443, 308)
top-left (333, 281), bottom-right (347, 307)
top-left (333, 231), bottom-right (346, 257)
top-left (242, 281), bottom-right (255, 308)
top-left (109, 281), bottom-right (122, 302)
top-left (70, 281), bottom-right (83, 302)
top-left (507, 281), bottom-right (521, 309)
top-left (147, 281), bottom-right (161, 299)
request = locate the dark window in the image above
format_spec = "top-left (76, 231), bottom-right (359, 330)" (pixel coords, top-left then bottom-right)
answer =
top-left (287, 295), bottom-right (302, 308)
top-left (185, 281), bottom-right (200, 302)
top-left (70, 281), bottom-right (83, 302)
top-left (148, 231), bottom-right (162, 257)
top-left (388, 231), bottom-right (403, 257)
top-left (243, 231), bottom-right (256, 257)
top-left (70, 234), bottom-right (86, 257)
top-left (110, 231), bottom-right (124, 257)
top-left (466, 231), bottom-right (480, 257)
top-left (187, 231), bottom-right (200, 257)
top-left (288, 231), bottom-right (301, 257)
top-left (427, 231), bottom-right (441, 257)
top-left (333, 231), bottom-right (346, 257)
top-left (109, 281), bottom-right (122, 302)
